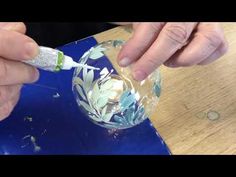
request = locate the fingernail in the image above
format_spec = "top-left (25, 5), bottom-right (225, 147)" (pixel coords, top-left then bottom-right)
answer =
top-left (168, 64), bottom-right (178, 68)
top-left (24, 42), bottom-right (39, 59)
top-left (133, 70), bottom-right (147, 81)
top-left (166, 61), bottom-right (177, 68)
top-left (119, 57), bottom-right (131, 67)
top-left (31, 68), bottom-right (40, 83)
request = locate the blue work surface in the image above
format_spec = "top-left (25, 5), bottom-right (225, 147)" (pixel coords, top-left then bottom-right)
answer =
top-left (0, 37), bottom-right (171, 155)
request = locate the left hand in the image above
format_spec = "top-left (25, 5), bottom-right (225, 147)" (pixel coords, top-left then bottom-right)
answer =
top-left (117, 22), bottom-right (228, 81)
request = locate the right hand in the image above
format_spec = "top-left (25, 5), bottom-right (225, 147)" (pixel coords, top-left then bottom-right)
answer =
top-left (0, 22), bottom-right (39, 121)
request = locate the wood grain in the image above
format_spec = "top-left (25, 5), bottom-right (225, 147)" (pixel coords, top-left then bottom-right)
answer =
top-left (94, 23), bottom-right (236, 154)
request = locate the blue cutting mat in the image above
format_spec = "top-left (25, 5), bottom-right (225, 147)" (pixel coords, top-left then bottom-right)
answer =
top-left (0, 37), bottom-right (171, 155)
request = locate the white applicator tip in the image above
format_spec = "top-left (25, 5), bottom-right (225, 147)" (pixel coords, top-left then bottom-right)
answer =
top-left (62, 55), bottom-right (100, 70)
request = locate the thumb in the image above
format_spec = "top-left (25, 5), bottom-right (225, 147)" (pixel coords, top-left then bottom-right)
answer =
top-left (0, 22), bottom-right (26, 34)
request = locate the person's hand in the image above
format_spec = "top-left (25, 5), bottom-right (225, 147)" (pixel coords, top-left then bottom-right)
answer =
top-left (118, 23), bottom-right (228, 81)
top-left (0, 22), bottom-right (39, 121)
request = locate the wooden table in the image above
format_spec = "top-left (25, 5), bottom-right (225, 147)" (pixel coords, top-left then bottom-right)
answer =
top-left (94, 23), bottom-right (236, 154)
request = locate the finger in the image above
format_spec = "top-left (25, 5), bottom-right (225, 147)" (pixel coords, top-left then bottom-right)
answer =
top-left (164, 23), bottom-right (225, 67)
top-left (198, 40), bottom-right (228, 65)
top-left (0, 84), bottom-right (22, 106)
top-left (0, 58), bottom-right (39, 85)
top-left (0, 89), bottom-right (21, 121)
top-left (132, 22), bottom-right (197, 81)
top-left (0, 101), bottom-right (13, 121)
top-left (0, 22), bottom-right (26, 34)
top-left (133, 23), bottom-right (141, 31)
top-left (118, 22), bottom-right (165, 67)
top-left (0, 29), bottom-right (38, 60)
top-left (9, 90), bottom-right (21, 109)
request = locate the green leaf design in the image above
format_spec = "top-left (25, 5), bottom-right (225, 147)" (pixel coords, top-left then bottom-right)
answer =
top-left (97, 97), bottom-right (109, 109)
top-left (101, 106), bottom-right (107, 117)
top-left (80, 101), bottom-right (94, 113)
top-left (82, 69), bottom-right (94, 93)
top-left (153, 82), bottom-right (161, 97)
top-left (120, 90), bottom-right (130, 103)
top-left (114, 115), bottom-right (130, 127)
top-left (92, 103), bottom-right (101, 116)
top-left (102, 112), bottom-right (113, 122)
top-left (82, 66), bottom-right (87, 80)
top-left (125, 105), bottom-right (135, 125)
top-left (100, 79), bottom-right (117, 91)
top-left (90, 51), bottom-right (104, 60)
top-left (73, 77), bottom-right (83, 86)
top-left (88, 115), bottom-right (102, 122)
top-left (99, 90), bottom-right (117, 100)
top-left (114, 115), bottom-right (125, 123)
top-left (75, 61), bottom-right (147, 126)
top-left (89, 46), bottom-right (106, 60)
top-left (85, 69), bottom-right (94, 88)
top-left (85, 69), bottom-right (94, 83)
top-left (103, 123), bottom-right (119, 129)
top-left (113, 40), bottom-right (125, 48)
top-left (120, 93), bottom-right (136, 112)
top-left (82, 67), bottom-right (87, 93)
top-left (134, 106), bottom-right (146, 124)
top-left (91, 82), bottom-right (100, 103)
top-left (76, 85), bottom-right (86, 101)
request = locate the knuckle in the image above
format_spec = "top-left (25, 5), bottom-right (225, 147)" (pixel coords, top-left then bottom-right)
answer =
top-left (220, 41), bottom-right (229, 55)
top-left (164, 24), bottom-right (189, 45)
top-left (201, 27), bottom-right (224, 49)
top-left (146, 58), bottom-right (158, 66)
top-left (145, 57), bottom-right (159, 72)
top-left (150, 22), bottom-right (165, 31)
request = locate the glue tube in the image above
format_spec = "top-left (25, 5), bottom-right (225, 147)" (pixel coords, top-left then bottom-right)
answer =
top-left (24, 46), bottom-right (99, 72)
